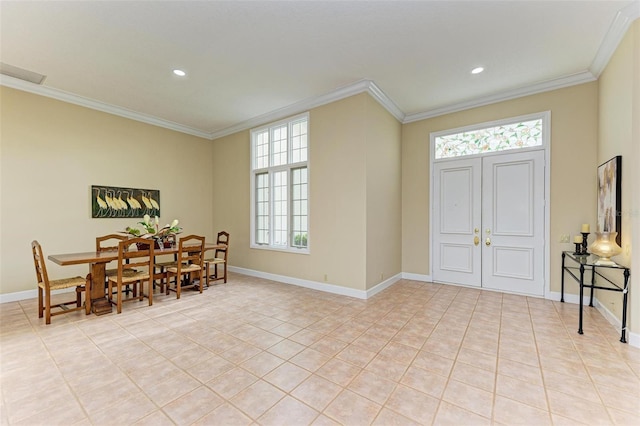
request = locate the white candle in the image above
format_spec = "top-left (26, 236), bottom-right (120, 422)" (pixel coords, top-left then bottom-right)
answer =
top-left (574, 235), bottom-right (583, 244)
top-left (581, 224), bottom-right (590, 233)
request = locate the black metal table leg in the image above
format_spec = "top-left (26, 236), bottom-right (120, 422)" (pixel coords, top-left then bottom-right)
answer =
top-left (578, 264), bottom-right (584, 335)
top-left (561, 252), bottom-right (566, 303)
top-left (620, 269), bottom-right (630, 343)
top-left (589, 266), bottom-right (595, 307)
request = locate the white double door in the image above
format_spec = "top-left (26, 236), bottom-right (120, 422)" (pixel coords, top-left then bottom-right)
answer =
top-left (432, 150), bottom-right (545, 296)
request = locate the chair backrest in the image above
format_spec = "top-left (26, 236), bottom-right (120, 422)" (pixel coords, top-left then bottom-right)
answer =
top-left (177, 235), bottom-right (206, 269)
top-left (31, 240), bottom-right (50, 289)
top-left (96, 234), bottom-right (131, 253)
top-left (115, 237), bottom-right (155, 278)
top-left (215, 231), bottom-right (229, 261)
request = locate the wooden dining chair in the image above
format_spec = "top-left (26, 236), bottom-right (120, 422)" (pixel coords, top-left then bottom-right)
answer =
top-left (153, 233), bottom-right (177, 293)
top-left (106, 237), bottom-right (155, 314)
top-left (205, 231), bottom-right (230, 286)
top-left (31, 240), bottom-right (90, 324)
top-left (96, 234), bottom-right (138, 295)
top-left (165, 235), bottom-right (205, 299)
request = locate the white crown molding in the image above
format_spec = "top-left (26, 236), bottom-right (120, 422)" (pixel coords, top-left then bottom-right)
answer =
top-left (0, 74), bottom-right (211, 139)
top-left (3, 3), bottom-right (635, 140)
top-left (209, 79), bottom-right (404, 140)
top-left (590, 1), bottom-right (640, 77)
top-left (366, 81), bottom-right (405, 122)
top-left (228, 265), bottom-right (370, 299)
top-left (403, 70), bottom-right (596, 124)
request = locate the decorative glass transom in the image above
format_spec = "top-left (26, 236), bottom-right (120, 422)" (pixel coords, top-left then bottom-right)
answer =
top-left (435, 118), bottom-right (543, 159)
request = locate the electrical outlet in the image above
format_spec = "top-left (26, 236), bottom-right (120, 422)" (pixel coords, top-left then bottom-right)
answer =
top-left (559, 234), bottom-right (570, 243)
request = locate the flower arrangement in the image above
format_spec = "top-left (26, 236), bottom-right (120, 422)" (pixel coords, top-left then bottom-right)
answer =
top-left (124, 214), bottom-right (182, 242)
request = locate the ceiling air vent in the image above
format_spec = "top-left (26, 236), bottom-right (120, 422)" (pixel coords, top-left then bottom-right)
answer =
top-left (0, 62), bottom-right (46, 84)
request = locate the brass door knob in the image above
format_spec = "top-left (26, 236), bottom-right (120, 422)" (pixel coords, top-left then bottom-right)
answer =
top-left (485, 238), bottom-right (491, 246)
top-left (474, 236), bottom-right (480, 246)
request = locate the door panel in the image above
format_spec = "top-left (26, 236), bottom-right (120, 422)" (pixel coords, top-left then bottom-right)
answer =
top-left (493, 162), bottom-right (534, 235)
top-left (432, 159), bottom-right (481, 287)
top-left (432, 150), bottom-right (545, 296)
top-left (482, 151), bottom-right (544, 296)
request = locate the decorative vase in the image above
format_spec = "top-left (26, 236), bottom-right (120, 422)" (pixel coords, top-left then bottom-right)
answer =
top-left (589, 232), bottom-right (622, 266)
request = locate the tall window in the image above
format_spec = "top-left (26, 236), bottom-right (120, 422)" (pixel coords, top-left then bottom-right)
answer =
top-left (251, 113), bottom-right (309, 252)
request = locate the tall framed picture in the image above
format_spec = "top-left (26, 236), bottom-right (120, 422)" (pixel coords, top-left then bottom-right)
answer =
top-left (596, 156), bottom-right (621, 245)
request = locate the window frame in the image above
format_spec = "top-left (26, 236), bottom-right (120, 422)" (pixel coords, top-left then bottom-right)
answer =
top-left (430, 111), bottom-right (550, 163)
top-left (250, 112), bottom-right (310, 254)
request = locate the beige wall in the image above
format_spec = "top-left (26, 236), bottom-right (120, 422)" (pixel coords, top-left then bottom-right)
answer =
top-left (597, 19), bottom-right (639, 334)
top-left (0, 87), bottom-right (214, 295)
top-left (211, 93), bottom-right (402, 292)
top-left (401, 82), bottom-right (600, 297)
top-left (365, 96), bottom-right (402, 289)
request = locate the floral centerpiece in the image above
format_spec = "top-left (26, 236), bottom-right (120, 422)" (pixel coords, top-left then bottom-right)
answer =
top-left (123, 214), bottom-right (182, 248)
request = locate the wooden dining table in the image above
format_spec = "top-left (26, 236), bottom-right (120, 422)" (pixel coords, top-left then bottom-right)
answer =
top-left (48, 242), bottom-right (226, 315)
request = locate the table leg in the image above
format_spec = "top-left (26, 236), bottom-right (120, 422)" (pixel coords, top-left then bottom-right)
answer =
top-left (560, 252), bottom-right (566, 303)
top-left (620, 269), bottom-right (630, 343)
top-left (90, 263), bottom-right (106, 299)
top-left (578, 264), bottom-right (584, 335)
top-left (89, 262), bottom-right (112, 315)
top-left (589, 267), bottom-right (595, 307)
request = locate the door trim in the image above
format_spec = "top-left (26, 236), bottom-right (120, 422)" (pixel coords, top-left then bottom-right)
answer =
top-left (429, 111), bottom-right (551, 298)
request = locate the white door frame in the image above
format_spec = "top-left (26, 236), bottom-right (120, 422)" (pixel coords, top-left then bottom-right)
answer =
top-left (429, 111), bottom-right (551, 298)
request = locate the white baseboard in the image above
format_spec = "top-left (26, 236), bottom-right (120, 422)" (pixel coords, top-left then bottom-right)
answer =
top-left (0, 289), bottom-right (38, 304)
top-left (547, 290), bottom-right (592, 305)
top-left (0, 287), bottom-right (78, 304)
top-left (366, 273), bottom-right (402, 298)
top-left (594, 298), bottom-right (622, 330)
top-left (594, 298), bottom-right (639, 347)
top-left (401, 272), bottom-right (432, 282)
top-left (228, 266), bottom-right (403, 300)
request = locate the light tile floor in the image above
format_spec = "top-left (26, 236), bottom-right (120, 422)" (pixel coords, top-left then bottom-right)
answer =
top-left (1, 274), bottom-right (639, 425)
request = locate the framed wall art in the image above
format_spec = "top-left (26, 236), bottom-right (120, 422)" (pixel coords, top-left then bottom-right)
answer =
top-left (91, 185), bottom-right (160, 218)
top-left (596, 156), bottom-right (621, 245)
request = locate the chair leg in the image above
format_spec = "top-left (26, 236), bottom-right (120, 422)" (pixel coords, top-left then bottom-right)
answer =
top-left (45, 290), bottom-right (51, 325)
top-left (38, 286), bottom-right (44, 319)
top-left (85, 274), bottom-right (92, 315)
top-left (107, 280), bottom-right (113, 303)
top-left (176, 275), bottom-right (181, 299)
top-left (147, 279), bottom-right (153, 306)
top-left (223, 263), bottom-right (227, 283)
top-left (138, 280), bottom-right (144, 302)
top-left (117, 284), bottom-right (123, 314)
top-left (205, 263), bottom-right (209, 287)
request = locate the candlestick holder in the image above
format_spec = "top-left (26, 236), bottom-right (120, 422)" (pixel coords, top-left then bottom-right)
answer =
top-left (573, 242), bottom-right (583, 255)
top-left (581, 232), bottom-right (590, 255)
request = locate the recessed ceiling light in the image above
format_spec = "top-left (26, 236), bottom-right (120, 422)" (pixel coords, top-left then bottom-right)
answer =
top-left (471, 67), bottom-right (484, 74)
top-left (173, 69), bottom-right (186, 77)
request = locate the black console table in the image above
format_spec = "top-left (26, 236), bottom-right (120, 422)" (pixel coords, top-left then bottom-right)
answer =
top-left (561, 251), bottom-right (630, 343)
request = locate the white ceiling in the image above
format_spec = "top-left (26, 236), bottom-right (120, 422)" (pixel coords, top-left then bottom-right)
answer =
top-left (1, 1), bottom-right (638, 139)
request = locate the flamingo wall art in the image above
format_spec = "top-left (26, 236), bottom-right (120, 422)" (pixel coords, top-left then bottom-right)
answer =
top-left (91, 185), bottom-right (160, 218)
